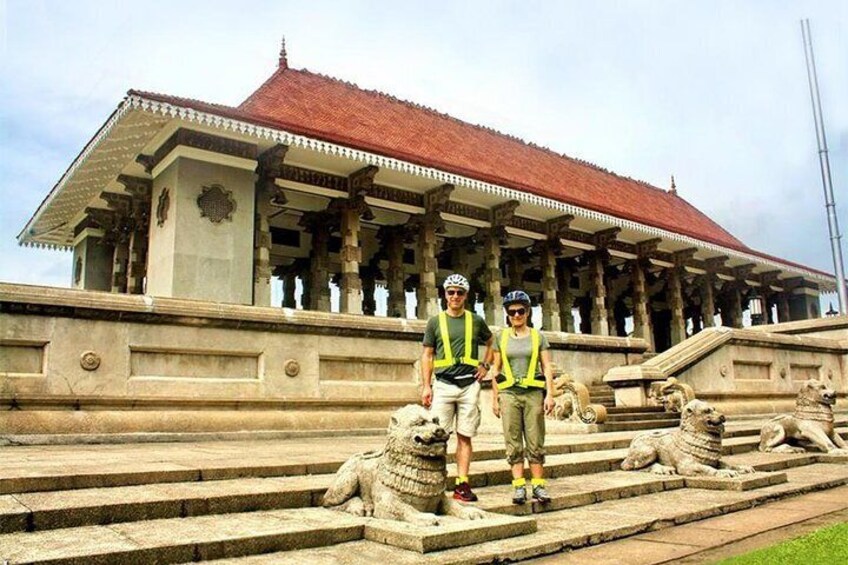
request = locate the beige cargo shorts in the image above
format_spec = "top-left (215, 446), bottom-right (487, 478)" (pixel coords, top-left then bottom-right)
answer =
top-left (430, 379), bottom-right (481, 438)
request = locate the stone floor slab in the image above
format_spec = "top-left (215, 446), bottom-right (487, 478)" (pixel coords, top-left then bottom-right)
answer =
top-left (683, 471), bottom-right (787, 491)
top-left (363, 512), bottom-right (536, 553)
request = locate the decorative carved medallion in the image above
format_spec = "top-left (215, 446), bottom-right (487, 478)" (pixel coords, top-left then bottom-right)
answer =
top-left (284, 359), bottom-right (300, 378)
top-left (156, 188), bottom-right (170, 227)
top-left (80, 351), bottom-right (101, 371)
top-left (197, 185), bottom-right (236, 223)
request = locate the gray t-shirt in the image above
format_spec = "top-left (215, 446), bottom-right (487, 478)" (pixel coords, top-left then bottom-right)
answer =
top-left (493, 329), bottom-right (550, 387)
top-left (423, 311), bottom-right (492, 387)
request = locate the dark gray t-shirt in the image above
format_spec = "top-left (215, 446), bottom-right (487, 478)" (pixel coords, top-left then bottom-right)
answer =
top-left (493, 329), bottom-right (550, 387)
top-left (423, 311), bottom-right (492, 387)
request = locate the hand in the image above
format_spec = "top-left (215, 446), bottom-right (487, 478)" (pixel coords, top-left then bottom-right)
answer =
top-left (492, 397), bottom-right (501, 418)
top-left (421, 384), bottom-right (433, 408)
top-left (544, 394), bottom-right (555, 415)
top-left (474, 364), bottom-right (488, 381)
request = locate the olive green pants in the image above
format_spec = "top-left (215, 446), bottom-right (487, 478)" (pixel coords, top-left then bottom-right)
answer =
top-left (499, 387), bottom-right (546, 465)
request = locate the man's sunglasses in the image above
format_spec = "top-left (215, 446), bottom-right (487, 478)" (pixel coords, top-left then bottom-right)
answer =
top-left (446, 289), bottom-right (467, 296)
top-left (507, 308), bottom-right (527, 317)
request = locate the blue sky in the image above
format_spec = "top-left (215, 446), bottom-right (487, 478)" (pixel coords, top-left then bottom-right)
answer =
top-left (1, 1), bottom-right (846, 306)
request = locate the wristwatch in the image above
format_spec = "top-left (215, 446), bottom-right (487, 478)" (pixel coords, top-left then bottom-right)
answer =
top-left (479, 362), bottom-right (491, 370)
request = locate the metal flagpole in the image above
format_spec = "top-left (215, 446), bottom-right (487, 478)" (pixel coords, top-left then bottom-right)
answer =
top-left (800, 19), bottom-right (847, 313)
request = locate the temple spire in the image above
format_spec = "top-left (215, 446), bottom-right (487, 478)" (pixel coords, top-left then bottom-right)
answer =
top-left (278, 37), bottom-right (288, 69)
top-left (670, 175), bottom-right (677, 195)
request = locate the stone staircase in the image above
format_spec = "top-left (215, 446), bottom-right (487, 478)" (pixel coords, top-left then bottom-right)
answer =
top-left (2, 418), bottom-right (847, 563)
top-left (585, 382), bottom-right (682, 433)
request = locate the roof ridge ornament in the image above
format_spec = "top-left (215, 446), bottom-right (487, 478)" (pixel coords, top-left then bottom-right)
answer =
top-left (670, 175), bottom-right (677, 195)
top-left (278, 36), bottom-right (288, 69)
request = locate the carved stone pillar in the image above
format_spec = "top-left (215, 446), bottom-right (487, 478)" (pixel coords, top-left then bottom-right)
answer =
top-left (668, 267), bottom-right (686, 345)
top-left (536, 242), bottom-right (561, 331)
top-left (361, 266), bottom-right (377, 316)
top-left (631, 260), bottom-right (653, 349)
top-left (507, 250), bottom-right (524, 291)
top-left (557, 259), bottom-right (576, 333)
top-left (300, 212), bottom-right (333, 312)
top-left (588, 251), bottom-right (609, 336)
top-left (117, 176), bottom-right (151, 295)
top-left (282, 270), bottom-right (297, 308)
top-left (111, 240), bottom-right (129, 294)
top-left (415, 184), bottom-right (452, 320)
top-left (477, 228), bottom-right (505, 325)
top-left (416, 217), bottom-right (440, 319)
top-left (578, 296), bottom-right (592, 334)
top-left (777, 292), bottom-right (791, 323)
top-left (700, 275), bottom-right (716, 328)
top-left (339, 205), bottom-right (363, 314)
top-left (379, 226), bottom-right (407, 318)
top-left (252, 145), bottom-right (288, 307)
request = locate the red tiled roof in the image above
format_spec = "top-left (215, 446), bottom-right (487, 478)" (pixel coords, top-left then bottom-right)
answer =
top-left (139, 66), bottom-right (748, 252)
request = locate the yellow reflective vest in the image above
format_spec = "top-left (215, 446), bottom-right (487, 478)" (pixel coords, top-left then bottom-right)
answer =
top-left (432, 311), bottom-right (479, 368)
top-left (496, 328), bottom-right (545, 390)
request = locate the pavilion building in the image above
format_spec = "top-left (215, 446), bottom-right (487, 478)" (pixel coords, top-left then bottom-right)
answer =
top-left (18, 45), bottom-right (835, 353)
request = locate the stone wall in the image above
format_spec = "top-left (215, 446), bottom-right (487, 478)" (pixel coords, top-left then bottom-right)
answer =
top-left (0, 283), bottom-right (646, 435)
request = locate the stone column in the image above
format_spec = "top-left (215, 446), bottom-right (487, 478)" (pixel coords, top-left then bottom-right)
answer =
top-left (631, 259), bottom-right (653, 349)
top-left (339, 204), bottom-right (363, 315)
top-left (416, 216), bottom-right (441, 319)
top-left (668, 267), bottom-right (686, 345)
top-left (588, 251), bottom-right (609, 336)
top-left (507, 250), bottom-right (524, 291)
top-left (557, 259), bottom-right (575, 333)
top-left (117, 176), bottom-right (152, 295)
top-left (723, 285), bottom-right (743, 328)
top-left (700, 275), bottom-right (716, 328)
top-left (379, 226), bottom-right (407, 318)
top-left (253, 145), bottom-right (288, 307)
top-left (361, 266), bottom-right (377, 316)
top-left (300, 212), bottom-right (333, 312)
top-left (111, 239), bottom-right (129, 294)
top-left (538, 243), bottom-right (561, 331)
top-left (282, 270), bottom-right (297, 308)
top-left (777, 292), bottom-right (791, 323)
top-left (477, 228), bottom-right (504, 326)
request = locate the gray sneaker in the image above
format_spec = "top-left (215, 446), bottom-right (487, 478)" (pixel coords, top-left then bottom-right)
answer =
top-left (512, 486), bottom-right (527, 505)
top-left (532, 485), bottom-right (551, 503)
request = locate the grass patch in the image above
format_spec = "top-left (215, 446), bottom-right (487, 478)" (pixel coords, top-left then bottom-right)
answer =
top-left (718, 521), bottom-right (848, 564)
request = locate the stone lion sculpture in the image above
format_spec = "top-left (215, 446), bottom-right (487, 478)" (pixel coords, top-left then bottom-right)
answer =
top-left (621, 399), bottom-right (755, 477)
top-left (322, 404), bottom-right (486, 526)
top-left (759, 379), bottom-right (848, 455)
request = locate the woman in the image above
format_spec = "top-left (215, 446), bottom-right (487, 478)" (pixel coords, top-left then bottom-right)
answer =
top-left (491, 290), bottom-right (555, 504)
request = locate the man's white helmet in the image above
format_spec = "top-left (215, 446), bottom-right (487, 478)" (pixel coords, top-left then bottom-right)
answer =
top-left (443, 273), bottom-right (470, 292)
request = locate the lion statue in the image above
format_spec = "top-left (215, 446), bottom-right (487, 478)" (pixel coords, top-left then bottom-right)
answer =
top-left (759, 379), bottom-right (848, 455)
top-left (621, 399), bottom-right (755, 477)
top-left (322, 404), bottom-right (486, 526)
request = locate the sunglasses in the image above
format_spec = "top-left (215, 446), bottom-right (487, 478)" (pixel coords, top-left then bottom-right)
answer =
top-left (506, 307), bottom-right (527, 317)
top-left (446, 289), bottom-right (467, 296)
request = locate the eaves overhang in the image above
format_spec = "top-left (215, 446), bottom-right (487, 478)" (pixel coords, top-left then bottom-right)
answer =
top-left (18, 93), bottom-right (838, 291)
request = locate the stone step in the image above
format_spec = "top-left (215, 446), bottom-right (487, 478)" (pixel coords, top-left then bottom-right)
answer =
top-left (0, 505), bottom-right (536, 562)
top-left (598, 419), bottom-right (681, 432)
top-left (605, 406), bottom-right (667, 414)
top-left (605, 411), bottom-right (681, 422)
top-left (221, 462), bottom-right (848, 564)
top-left (0, 507), bottom-right (366, 564)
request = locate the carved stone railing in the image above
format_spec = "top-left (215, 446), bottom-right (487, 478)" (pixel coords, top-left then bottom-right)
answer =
top-left (603, 325), bottom-right (847, 413)
top-left (550, 374), bottom-right (607, 424)
top-left (648, 377), bottom-right (696, 413)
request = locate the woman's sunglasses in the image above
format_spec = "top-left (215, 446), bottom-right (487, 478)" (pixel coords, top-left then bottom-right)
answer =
top-left (506, 307), bottom-right (526, 317)
top-left (446, 289), bottom-right (466, 296)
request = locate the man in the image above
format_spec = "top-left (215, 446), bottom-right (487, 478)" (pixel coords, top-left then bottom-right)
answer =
top-left (421, 273), bottom-right (494, 502)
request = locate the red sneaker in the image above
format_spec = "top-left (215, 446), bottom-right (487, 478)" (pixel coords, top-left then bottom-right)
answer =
top-left (453, 482), bottom-right (479, 502)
